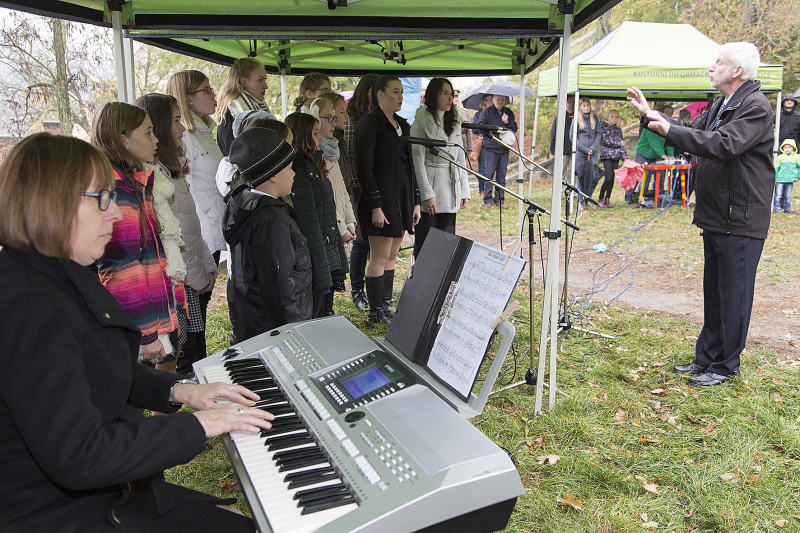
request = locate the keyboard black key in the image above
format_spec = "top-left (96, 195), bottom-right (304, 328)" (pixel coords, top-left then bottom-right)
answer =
top-left (301, 494), bottom-right (356, 515)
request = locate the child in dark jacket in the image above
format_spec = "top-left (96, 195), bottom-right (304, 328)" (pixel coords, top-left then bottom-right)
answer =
top-left (599, 109), bottom-right (627, 208)
top-left (222, 128), bottom-right (312, 342)
top-left (285, 111), bottom-right (349, 319)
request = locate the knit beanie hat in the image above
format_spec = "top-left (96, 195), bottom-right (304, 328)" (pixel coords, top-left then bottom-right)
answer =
top-left (228, 128), bottom-right (295, 195)
top-left (232, 109), bottom-right (277, 138)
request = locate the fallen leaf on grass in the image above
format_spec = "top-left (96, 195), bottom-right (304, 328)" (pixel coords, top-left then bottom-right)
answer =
top-left (643, 482), bottom-right (660, 495)
top-left (536, 454), bottom-right (560, 465)
top-left (615, 409), bottom-right (628, 422)
top-left (776, 519), bottom-right (788, 527)
top-left (639, 436), bottom-right (660, 444)
top-left (556, 492), bottom-right (582, 511)
top-left (651, 388), bottom-right (667, 395)
top-left (720, 473), bottom-right (741, 483)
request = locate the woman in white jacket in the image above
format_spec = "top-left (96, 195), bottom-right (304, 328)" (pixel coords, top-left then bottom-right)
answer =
top-left (409, 77), bottom-right (470, 258)
top-left (166, 70), bottom-right (225, 336)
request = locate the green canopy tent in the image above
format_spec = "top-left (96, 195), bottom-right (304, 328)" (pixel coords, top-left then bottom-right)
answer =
top-left (1, 0), bottom-right (619, 418)
top-left (537, 21), bottom-right (782, 100)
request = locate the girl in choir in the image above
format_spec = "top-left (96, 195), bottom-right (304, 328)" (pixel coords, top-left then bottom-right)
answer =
top-left (214, 58), bottom-right (272, 156)
top-left (285, 110), bottom-right (348, 318)
top-left (91, 101), bottom-right (178, 364)
top-left (292, 72), bottom-right (331, 110)
top-left (135, 93), bottom-right (218, 375)
top-left (344, 73), bottom-right (378, 313)
top-left (166, 70), bottom-right (225, 354)
top-left (356, 75), bottom-right (421, 325)
top-left (409, 77), bottom-right (469, 257)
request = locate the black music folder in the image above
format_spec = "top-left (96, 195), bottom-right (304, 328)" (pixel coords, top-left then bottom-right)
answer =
top-left (387, 229), bottom-right (525, 400)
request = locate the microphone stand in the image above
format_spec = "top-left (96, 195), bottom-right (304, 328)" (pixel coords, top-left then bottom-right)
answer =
top-left (426, 146), bottom-right (579, 397)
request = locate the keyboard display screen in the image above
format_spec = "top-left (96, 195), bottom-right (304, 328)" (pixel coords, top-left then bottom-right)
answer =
top-left (342, 367), bottom-right (392, 399)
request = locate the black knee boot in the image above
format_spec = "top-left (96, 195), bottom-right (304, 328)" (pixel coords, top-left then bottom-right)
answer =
top-left (365, 276), bottom-right (390, 325)
top-left (382, 270), bottom-right (396, 319)
top-left (350, 239), bottom-right (369, 312)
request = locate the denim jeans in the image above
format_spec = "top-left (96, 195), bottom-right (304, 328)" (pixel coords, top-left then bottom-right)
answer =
top-left (774, 182), bottom-right (794, 211)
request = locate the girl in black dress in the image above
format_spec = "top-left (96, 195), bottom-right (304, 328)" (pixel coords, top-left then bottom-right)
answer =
top-left (355, 75), bottom-right (421, 325)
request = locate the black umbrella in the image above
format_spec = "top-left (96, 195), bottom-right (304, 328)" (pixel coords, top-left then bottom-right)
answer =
top-left (461, 81), bottom-right (536, 110)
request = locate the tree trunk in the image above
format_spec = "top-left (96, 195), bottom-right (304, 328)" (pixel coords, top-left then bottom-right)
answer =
top-left (51, 18), bottom-right (71, 136)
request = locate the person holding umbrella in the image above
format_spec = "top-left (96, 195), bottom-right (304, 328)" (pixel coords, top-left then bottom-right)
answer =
top-left (476, 94), bottom-right (517, 208)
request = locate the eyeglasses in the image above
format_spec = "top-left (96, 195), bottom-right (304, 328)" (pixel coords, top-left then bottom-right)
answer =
top-left (318, 114), bottom-right (336, 124)
top-left (190, 86), bottom-right (215, 96)
top-left (81, 189), bottom-right (117, 211)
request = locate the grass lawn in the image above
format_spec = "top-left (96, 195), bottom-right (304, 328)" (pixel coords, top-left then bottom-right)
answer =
top-left (166, 178), bottom-right (800, 532)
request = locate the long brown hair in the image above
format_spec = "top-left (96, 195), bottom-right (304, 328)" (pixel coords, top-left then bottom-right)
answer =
top-left (424, 77), bottom-right (458, 136)
top-left (90, 101), bottom-right (149, 246)
top-left (0, 133), bottom-right (114, 260)
top-left (285, 112), bottom-right (325, 178)
top-left (134, 93), bottom-right (186, 180)
top-left (576, 97), bottom-right (597, 130)
top-left (215, 58), bottom-right (266, 125)
top-left (347, 73), bottom-right (378, 122)
top-left (165, 70), bottom-right (209, 133)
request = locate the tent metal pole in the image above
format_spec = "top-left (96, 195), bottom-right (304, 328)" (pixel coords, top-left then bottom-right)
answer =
top-left (280, 69), bottom-right (288, 118)
top-left (535, 10), bottom-right (572, 415)
top-left (111, 10), bottom-right (128, 103)
top-left (774, 91), bottom-right (782, 166)
top-left (529, 96), bottom-right (540, 197)
top-left (517, 72), bottom-right (526, 240)
top-left (123, 36), bottom-right (136, 103)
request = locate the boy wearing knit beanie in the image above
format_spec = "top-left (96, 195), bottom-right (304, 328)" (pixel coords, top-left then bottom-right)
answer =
top-left (222, 128), bottom-right (313, 341)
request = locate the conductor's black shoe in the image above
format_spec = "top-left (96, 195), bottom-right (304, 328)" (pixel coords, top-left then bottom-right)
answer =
top-left (687, 372), bottom-right (731, 387)
top-left (673, 362), bottom-right (707, 374)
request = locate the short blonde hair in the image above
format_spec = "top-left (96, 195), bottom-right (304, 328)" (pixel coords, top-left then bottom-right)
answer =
top-left (166, 70), bottom-right (209, 133)
top-left (0, 133), bottom-right (114, 260)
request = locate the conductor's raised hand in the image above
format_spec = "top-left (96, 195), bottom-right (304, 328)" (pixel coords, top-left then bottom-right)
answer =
top-left (193, 404), bottom-right (274, 439)
top-left (172, 382), bottom-right (261, 411)
top-left (626, 87), bottom-right (651, 117)
top-left (371, 207), bottom-right (389, 229)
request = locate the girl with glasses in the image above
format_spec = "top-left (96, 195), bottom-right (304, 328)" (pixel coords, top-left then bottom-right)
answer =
top-left (166, 70), bottom-right (226, 345)
top-left (285, 111), bottom-right (348, 319)
top-left (214, 58), bottom-right (273, 156)
top-left (90, 101), bottom-right (178, 365)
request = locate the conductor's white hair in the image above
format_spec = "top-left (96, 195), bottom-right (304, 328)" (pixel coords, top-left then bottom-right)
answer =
top-left (720, 42), bottom-right (760, 81)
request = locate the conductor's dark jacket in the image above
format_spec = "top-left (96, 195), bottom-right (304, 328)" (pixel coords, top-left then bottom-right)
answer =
top-left (0, 248), bottom-right (206, 532)
top-left (223, 190), bottom-right (313, 342)
top-left (662, 80), bottom-right (774, 239)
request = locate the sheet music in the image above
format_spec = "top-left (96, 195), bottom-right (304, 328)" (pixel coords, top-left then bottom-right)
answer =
top-left (427, 242), bottom-right (525, 398)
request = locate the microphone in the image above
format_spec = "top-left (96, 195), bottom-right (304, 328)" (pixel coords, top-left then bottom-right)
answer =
top-left (469, 123), bottom-right (509, 133)
top-left (400, 136), bottom-right (457, 148)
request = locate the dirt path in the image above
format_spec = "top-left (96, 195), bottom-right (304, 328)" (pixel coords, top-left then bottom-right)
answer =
top-left (457, 218), bottom-right (800, 359)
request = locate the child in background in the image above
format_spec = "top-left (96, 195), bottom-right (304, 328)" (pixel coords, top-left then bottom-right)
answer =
top-left (775, 139), bottom-right (800, 214)
top-left (598, 109), bottom-right (627, 208)
top-left (214, 58), bottom-right (271, 156)
top-left (222, 128), bottom-right (311, 342)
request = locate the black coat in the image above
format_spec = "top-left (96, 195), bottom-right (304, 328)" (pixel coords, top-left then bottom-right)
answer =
top-left (355, 110), bottom-right (420, 235)
top-left (291, 157), bottom-right (348, 294)
top-left (223, 190), bottom-right (313, 341)
top-left (0, 248), bottom-right (206, 532)
top-left (664, 80), bottom-right (774, 239)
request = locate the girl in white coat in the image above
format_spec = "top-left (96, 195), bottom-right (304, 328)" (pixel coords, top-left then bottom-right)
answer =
top-left (166, 70), bottom-right (225, 335)
top-left (409, 77), bottom-right (470, 258)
